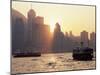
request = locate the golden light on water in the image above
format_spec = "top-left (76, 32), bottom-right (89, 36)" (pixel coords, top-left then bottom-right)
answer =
top-left (49, 57), bottom-right (56, 62)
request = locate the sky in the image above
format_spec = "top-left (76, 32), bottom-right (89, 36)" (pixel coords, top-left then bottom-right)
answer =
top-left (12, 1), bottom-right (95, 36)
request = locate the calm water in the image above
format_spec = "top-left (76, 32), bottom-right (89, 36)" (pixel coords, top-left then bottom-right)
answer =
top-left (12, 53), bottom-right (96, 74)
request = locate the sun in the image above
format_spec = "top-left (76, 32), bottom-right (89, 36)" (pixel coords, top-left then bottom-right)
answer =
top-left (49, 20), bottom-right (56, 32)
top-left (49, 17), bottom-right (62, 32)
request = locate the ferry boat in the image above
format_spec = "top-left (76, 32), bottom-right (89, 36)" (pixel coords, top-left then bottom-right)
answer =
top-left (72, 47), bottom-right (93, 60)
top-left (72, 42), bottom-right (93, 60)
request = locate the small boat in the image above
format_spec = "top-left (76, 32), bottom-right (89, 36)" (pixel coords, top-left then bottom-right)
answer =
top-left (72, 47), bottom-right (93, 60)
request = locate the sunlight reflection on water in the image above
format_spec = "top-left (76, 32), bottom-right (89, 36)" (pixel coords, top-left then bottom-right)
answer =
top-left (12, 53), bottom-right (95, 74)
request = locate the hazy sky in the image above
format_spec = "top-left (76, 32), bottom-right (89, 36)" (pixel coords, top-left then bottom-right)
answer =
top-left (12, 1), bottom-right (95, 36)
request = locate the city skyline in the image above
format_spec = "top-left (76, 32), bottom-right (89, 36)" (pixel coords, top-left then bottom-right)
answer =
top-left (12, 1), bottom-right (95, 36)
top-left (11, 1), bottom-right (96, 74)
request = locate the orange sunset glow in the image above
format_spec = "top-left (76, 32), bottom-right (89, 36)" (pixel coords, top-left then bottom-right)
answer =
top-left (12, 1), bottom-right (95, 36)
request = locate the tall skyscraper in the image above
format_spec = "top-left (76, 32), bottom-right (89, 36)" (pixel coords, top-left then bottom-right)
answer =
top-left (27, 9), bottom-right (36, 45)
top-left (52, 22), bottom-right (65, 51)
top-left (12, 17), bottom-right (25, 53)
top-left (81, 30), bottom-right (89, 47)
top-left (90, 32), bottom-right (96, 50)
top-left (12, 9), bottom-right (27, 54)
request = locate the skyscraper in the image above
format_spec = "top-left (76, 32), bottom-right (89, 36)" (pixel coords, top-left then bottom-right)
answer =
top-left (81, 30), bottom-right (89, 47)
top-left (52, 22), bottom-right (65, 51)
top-left (90, 32), bottom-right (96, 50)
top-left (27, 9), bottom-right (36, 46)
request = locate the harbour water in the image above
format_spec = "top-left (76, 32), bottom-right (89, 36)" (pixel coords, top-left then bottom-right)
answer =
top-left (12, 53), bottom-right (96, 74)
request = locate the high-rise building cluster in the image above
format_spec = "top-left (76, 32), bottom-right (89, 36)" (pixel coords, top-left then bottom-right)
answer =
top-left (12, 9), bottom-right (51, 53)
top-left (12, 8), bottom-right (96, 53)
top-left (26, 9), bottom-right (51, 52)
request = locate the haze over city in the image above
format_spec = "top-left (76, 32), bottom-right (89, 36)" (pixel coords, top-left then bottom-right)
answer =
top-left (12, 1), bottom-right (96, 53)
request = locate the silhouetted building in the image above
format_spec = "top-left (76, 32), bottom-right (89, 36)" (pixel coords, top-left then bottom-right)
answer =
top-left (36, 24), bottom-right (51, 52)
top-left (27, 9), bottom-right (36, 46)
top-left (81, 30), bottom-right (89, 47)
top-left (65, 31), bottom-right (75, 50)
top-left (65, 32), bottom-right (69, 38)
top-left (12, 17), bottom-right (25, 51)
top-left (90, 32), bottom-right (95, 41)
top-left (12, 9), bottom-right (27, 54)
top-left (52, 22), bottom-right (65, 52)
top-left (90, 32), bottom-right (96, 50)
top-left (69, 31), bottom-right (74, 39)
